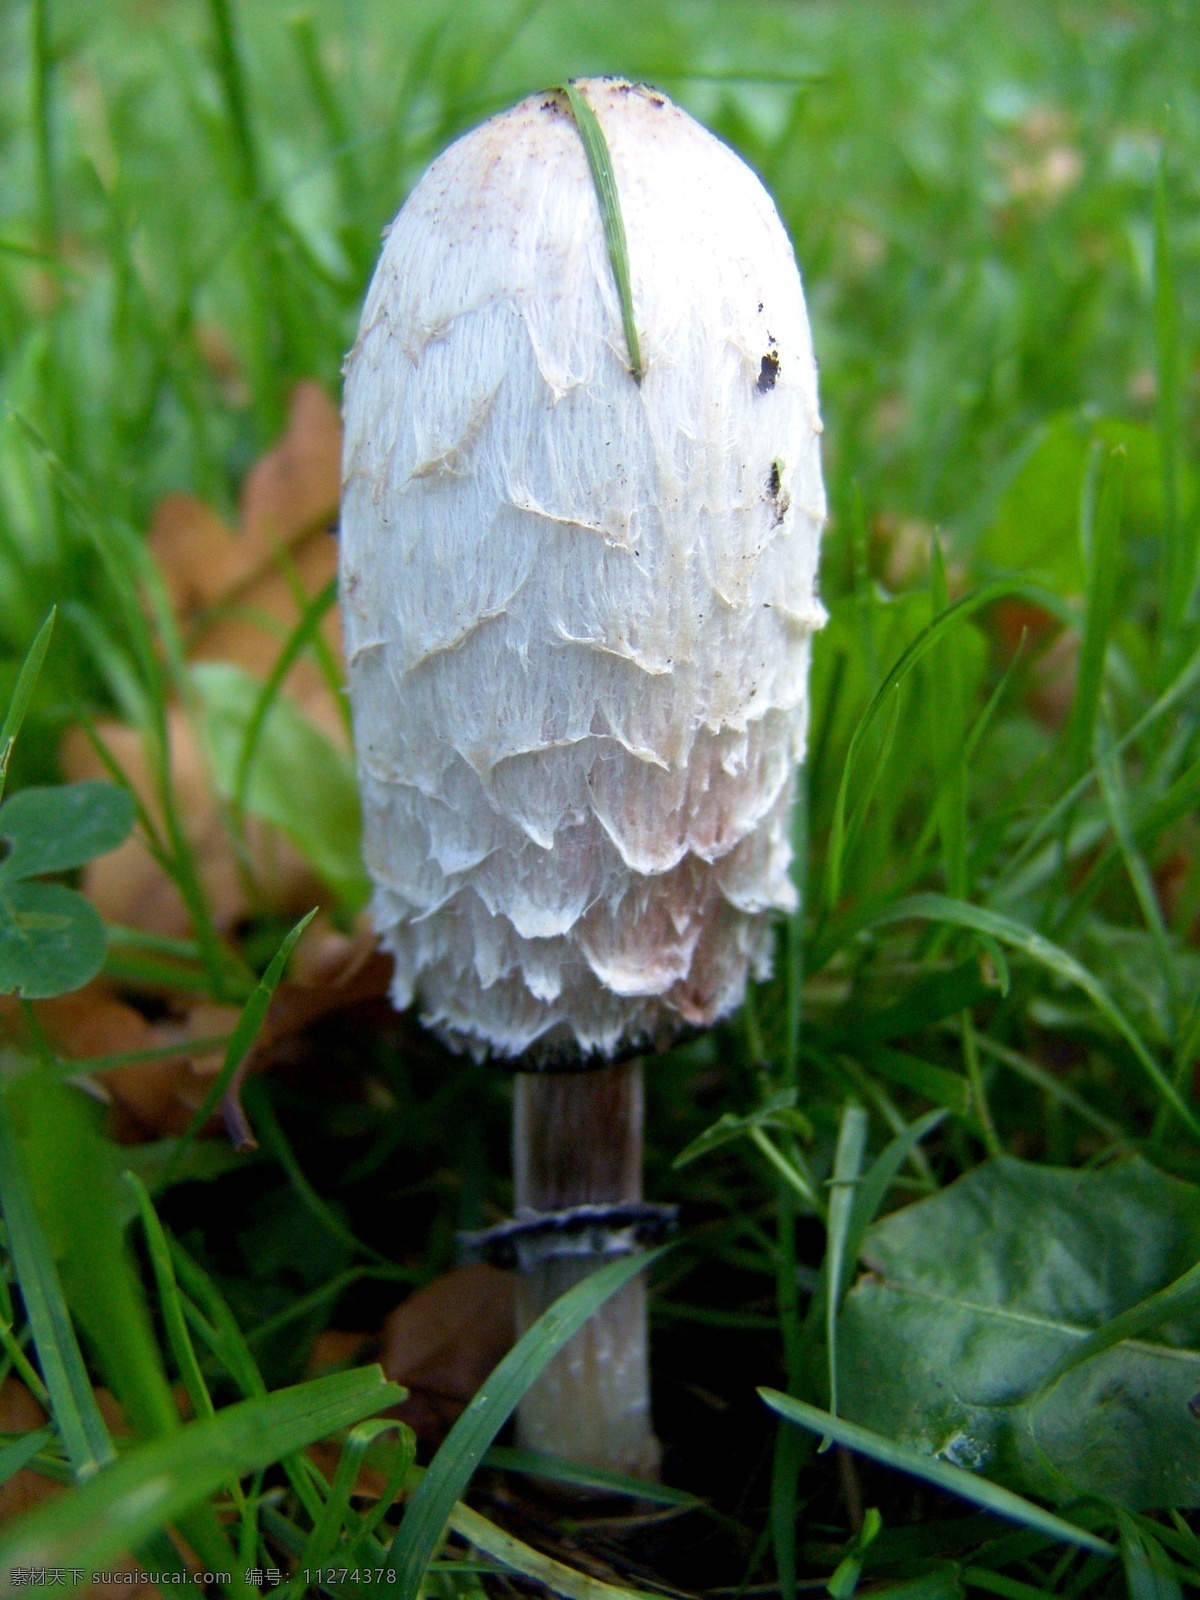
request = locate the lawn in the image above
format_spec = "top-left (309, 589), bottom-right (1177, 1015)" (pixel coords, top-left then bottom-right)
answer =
top-left (1, 1), bottom-right (1199, 1596)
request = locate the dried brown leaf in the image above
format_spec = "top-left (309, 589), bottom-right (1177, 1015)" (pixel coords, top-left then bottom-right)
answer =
top-left (380, 1265), bottom-right (517, 1446)
top-left (61, 709), bottom-right (325, 936)
top-left (61, 381), bottom-right (347, 935)
top-left (0, 1380), bottom-right (170, 1596)
top-left (4, 924), bottom-right (390, 1143)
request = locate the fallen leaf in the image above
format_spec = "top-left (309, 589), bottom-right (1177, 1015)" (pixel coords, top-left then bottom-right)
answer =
top-left (63, 381), bottom-right (349, 936)
top-left (0, 980), bottom-right (235, 1142)
top-left (153, 378), bottom-right (345, 744)
top-left (988, 597), bottom-right (1077, 729)
top-left (380, 1264), bottom-right (517, 1446)
top-left (3, 925), bottom-right (390, 1144)
top-left (0, 1377), bottom-right (54, 1525)
top-left (0, 1379), bottom-right (170, 1596)
top-left (62, 710), bottom-right (327, 938)
top-left (307, 1330), bottom-right (376, 1375)
top-left (32, 382), bottom-right (399, 1143)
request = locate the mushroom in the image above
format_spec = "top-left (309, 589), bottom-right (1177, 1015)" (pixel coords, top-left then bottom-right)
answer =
top-left (341, 77), bottom-right (825, 1476)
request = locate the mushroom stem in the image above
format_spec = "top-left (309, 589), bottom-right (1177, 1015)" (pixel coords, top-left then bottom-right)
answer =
top-left (513, 1062), bottom-right (660, 1478)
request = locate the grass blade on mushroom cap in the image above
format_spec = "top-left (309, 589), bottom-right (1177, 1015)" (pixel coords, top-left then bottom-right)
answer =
top-left (561, 80), bottom-right (644, 383)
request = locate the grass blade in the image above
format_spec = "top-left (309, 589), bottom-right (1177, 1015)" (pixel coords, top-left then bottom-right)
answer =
top-left (1033, 1253), bottom-right (1200, 1402)
top-left (839, 680), bottom-right (901, 884)
top-left (387, 1247), bottom-right (665, 1600)
top-left (125, 1172), bottom-right (215, 1424)
top-left (303, 1418), bottom-right (414, 1569)
top-left (0, 1367), bottom-right (402, 1580)
top-left (1095, 720), bottom-right (1177, 1019)
top-left (972, 1035), bottom-right (1128, 1147)
top-left (344, 1423), bottom-right (417, 1557)
top-left (483, 1445), bottom-right (701, 1508)
top-left (162, 907), bottom-right (316, 1180)
top-left (167, 1237), bottom-right (267, 1402)
top-left (824, 578), bottom-right (1057, 909)
top-left (928, 540), bottom-right (968, 898)
top-left (448, 1499), bottom-right (664, 1600)
top-left (0, 1427), bottom-right (56, 1488)
top-left (824, 1101), bottom-right (869, 1430)
top-left (0, 609), bottom-right (55, 804)
top-left (749, 1127), bottom-right (825, 1215)
top-left (561, 81), bottom-right (643, 381)
top-left (840, 1110), bottom-right (946, 1292)
top-left (996, 627), bottom-right (1200, 899)
top-left (759, 1391), bottom-right (1113, 1556)
top-left (862, 1048), bottom-right (969, 1117)
top-left (864, 893), bottom-right (1200, 1137)
top-left (232, 574), bottom-right (339, 820)
top-left (0, 1094), bottom-right (115, 1479)
top-left (1066, 444), bottom-right (1125, 771)
top-left (1153, 156), bottom-right (1186, 641)
top-left (244, 1079), bottom-right (391, 1265)
top-left (1120, 1510), bottom-right (1183, 1600)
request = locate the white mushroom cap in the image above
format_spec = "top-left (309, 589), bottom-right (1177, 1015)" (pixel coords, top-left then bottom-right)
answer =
top-left (341, 78), bottom-right (826, 1062)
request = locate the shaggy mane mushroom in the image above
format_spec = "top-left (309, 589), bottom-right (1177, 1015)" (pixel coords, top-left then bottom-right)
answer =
top-left (341, 76), bottom-right (825, 1474)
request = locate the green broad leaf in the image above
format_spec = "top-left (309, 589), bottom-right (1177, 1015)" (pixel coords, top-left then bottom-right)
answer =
top-left (0, 781), bottom-right (134, 881)
top-left (0, 880), bottom-right (107, 999)
top-left (192, 661), bottom-right (368, 908)
top-left (837, 1156), bottom-right (1200, 1510)
top-left (974, 412), bottom-right (1168, 594)
top-left (388, 1248), bottom-right (665, 1600)
top-left (760, 1390), bottom-right (1113, 1557)
top-left (0, 779), bottom-right (133, 998)
top-left (0, 1367), bottom-right (403, 1580)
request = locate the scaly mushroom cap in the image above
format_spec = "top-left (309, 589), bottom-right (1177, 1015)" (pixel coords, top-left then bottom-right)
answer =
top-left (341, 78), bottom-right (826, 1062)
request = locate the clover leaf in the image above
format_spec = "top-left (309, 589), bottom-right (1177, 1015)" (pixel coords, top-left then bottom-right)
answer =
top-left (0, 781), bottom-right (135, 999)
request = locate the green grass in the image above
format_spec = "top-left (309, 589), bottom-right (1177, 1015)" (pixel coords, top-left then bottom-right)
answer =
top-left (2, 1), bottom-right (1200, 1596)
